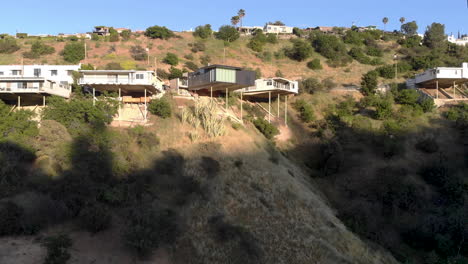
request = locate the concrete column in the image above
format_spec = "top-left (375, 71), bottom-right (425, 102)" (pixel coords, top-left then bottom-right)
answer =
top-left (210, 86), bottom-right (213, 104)
top-left (118, 88), bottom-right (122, 120)
top-left (43, 96), bottom-right (46, 107)
top-left (17, 96), bottom-right (21, 109)
top-left (436, 80), bottom-right (439, 99)
top-left (93, 88), bottom-right (96, 106)
top-left (268, 91), bottom-right (271, 123)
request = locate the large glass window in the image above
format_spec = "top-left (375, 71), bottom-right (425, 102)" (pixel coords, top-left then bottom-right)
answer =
top-left (12, 70), bottom-right (21, 76)
top-left (34, 68), bottom-right (41, 77)
top-left (136, 74), bottom-right (144, 79)
top-left (51, 70), bottom-right (58, 76)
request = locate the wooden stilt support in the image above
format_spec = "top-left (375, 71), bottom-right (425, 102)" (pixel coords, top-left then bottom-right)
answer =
top-left (210, 86), bottom-right (213, 104)
top-left (17, 96), bottom-right (21, 109)
top-left (144, 89), bottom-right (147, 121)
top-left (285, 95), bottom-right (288, 127)
top-left (240, 91), bottom-right (243, 123)
top-left (436, 80), bottom-right (439, 99)
top-left (93, 88), bottom-right (96, 106)
top-left (43, 96), bottom-right (46, 107)
top-left (268, 91), bottom-right (271, 123)
top-left (225, 88), bottom-right (228, 111)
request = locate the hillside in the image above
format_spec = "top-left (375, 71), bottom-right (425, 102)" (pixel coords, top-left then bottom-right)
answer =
top-left (1, 32), bottom-right (400, 85)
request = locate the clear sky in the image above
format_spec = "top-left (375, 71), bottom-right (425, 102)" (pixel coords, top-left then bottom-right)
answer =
top-left (1, 0), bottom-right (467, 36)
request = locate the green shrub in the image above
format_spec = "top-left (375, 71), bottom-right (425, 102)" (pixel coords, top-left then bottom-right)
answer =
top-left (43, 234), bottom-right (72, 264)
top-left (361, 70), bottom-right (378, 95)
top-left (23, 41), bottom-right (55, 59)
top-left (375, 97), bottom-right (393, 120)
top-left (41, 96), bottom-right (118, 131)
top-left (163, 52), bottom-right (179, 66)
top-left (300, 77), bottom-right (323, 94)
top-left (247, 39), bottom-right (264, 52)
top-left (420, 98), bottom-right (435, 113)
top-left (184, 53), bottom-right (194, 60)
top-left (124, 208), bottom-right (178, 257)
top-left (0, 100), bottom-right (38, 143)
top-left (130, 45), bottom-right (147, 61)
top-left (396, 89), bottom-right (419, 106)
top-left (285, 39), bottom-right (313, 61)
top-left (376, 64), bottom-right (396, 79)
top-left (184, 61), bottom-right (198, 71)
top-left (311, 33), bottom-right (351, 67)
top-left (266, 33), bottom-right (278, 44)
top-left (190, 41), bottom-right (206, 53)
top-left (193, 24), bottom-right (212, 39)
top-left (120, 30), bottom-right (131, 41)
top-left (253, 118), bottom-right (279, 139)
top-left (78, 203), bottom-right (112, 233)
top-left (144, 26), bottom-right (175, 40)
top-left (307, 59), bottom-right (322, 70)
top-left (168, 67), bottom-right (183, 79)
top-left (157, 69), bottom-right (169, 80)
top-left (0, 202), bottom-right (24, 236)
top-left (148, 97), bottom-right (172, 118)
top-left (215, 25), bottom-right (239, 42)
top-left (321, 77), bottom-right (336, 89)
top-left (366, 46), bottom-right (383, 57)
top-left (294, 99), bottom-right (315, 123)
top-left (415, 137), bottom-right (439, 153)
top-left (109, 28), bottom-right (119, 42)
top-left (61, 42), bottom-right (85, 63)
top-left (0, 37), bottom-right (20, 54)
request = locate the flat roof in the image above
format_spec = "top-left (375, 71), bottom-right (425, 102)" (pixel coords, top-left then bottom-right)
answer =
top-left (196, 64), bottom-right (242, 71)
top-left (80, 70), bottom-right (154, 73)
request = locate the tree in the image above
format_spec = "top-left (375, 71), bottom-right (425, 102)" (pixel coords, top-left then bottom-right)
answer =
top-left (285, 39), bottom-right (312, 61)
top-left (163, 53), bottom-right (179, 66)
top-left (361, 70), bottom-right (379, 95)
top-left (423, 23), bottom-right (447, 50)
top-left (144, 26), bottom-right (175, 40)
top-left (401, 21), bottom-right (418, 36)
top-left (382, 17), bottom-right (389, 31)
top-left (23, 41), bottom-right (55, 59)
top-left (120, 30), bottom-right (131, 41)
top-left (61, 42), bottom-right (85, 63)
top-left (193, 24), bottom-right (212, 39)
top-left (215, 25), bottom-right (240, 42)
top-left (399, 17), bottom-right (406, 25)
top-left (231, 16), bottom-right (240, 27)
top-left (109, 28), bottom-right (119, 42)
top-left (238, 9), bottom-right (246, 27)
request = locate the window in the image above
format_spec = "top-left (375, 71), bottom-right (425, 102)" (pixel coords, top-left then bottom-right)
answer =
top-left (17, 82), bottom-right (25, 89)
top-left (51, 70), bottom-right (58, 76)
top-left (34, 68), bottom-right (41, 77)
top-left (136, 73), bottom-right (144, 79)
top-left (267, 81), bottom-right (273, 86)
top-left (0, 72), bottom-right (3, 75)
top-left (12, 70), bottom-right (21, 76)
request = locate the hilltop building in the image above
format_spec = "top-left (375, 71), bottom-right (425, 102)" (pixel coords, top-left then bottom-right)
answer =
top-left (448, 35), bottom-right (468, 46)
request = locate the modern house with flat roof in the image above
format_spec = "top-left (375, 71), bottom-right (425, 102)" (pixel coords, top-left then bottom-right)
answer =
top-left (237, 77), bottom-right (299, 98)
top-left (187, 65), bottom-right (255, 92)
top-left (0, 64), bottom-right (80, 105)
top-left (237, 26), bottom-right (263, 35)
top-left (406, 63), bottom-right (468, 103)
top-left (448, 35), bottom-right (468, 46)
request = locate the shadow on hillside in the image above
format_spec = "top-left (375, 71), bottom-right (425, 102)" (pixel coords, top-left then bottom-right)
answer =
top-left (284, 112), bottom-right (467, 262)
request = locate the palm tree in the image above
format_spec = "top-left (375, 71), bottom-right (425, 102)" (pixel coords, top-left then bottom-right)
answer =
top-left (231, 16), bottom-right (240, 27)
top-left (238, 9), bottom-right (246, 28)
top-left (399, 17), bottom-right (406, 33)
top-left (399, 17), bottom-right (406, 25)
top-left (382, 17), bottom-right (389, 31)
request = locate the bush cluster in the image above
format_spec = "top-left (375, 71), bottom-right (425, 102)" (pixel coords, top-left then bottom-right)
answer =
top-left (253, 118), bottom-right (279, 139)
top-left (148, 96), bottom-right (172, 118)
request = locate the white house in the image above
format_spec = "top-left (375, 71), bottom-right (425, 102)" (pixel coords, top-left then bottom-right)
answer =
top-left (238, 26), bottom-right (263, 35)
top-left (406, 63), bottom-right (468, 102)
top-left (0, 64), bottom-right (80, 102)
top-left (237, 77), bottom-right (299, 97)
top-left (263, 25), bottom-right (294, 34)
top-left (448, 35), bottom-right (468, 46)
